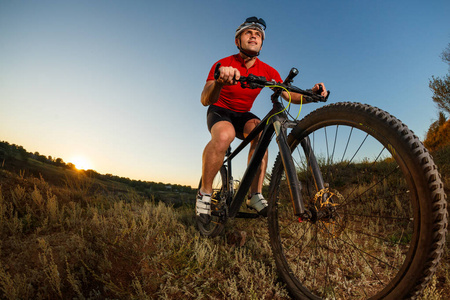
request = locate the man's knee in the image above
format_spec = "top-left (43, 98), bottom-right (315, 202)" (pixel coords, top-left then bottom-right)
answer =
top-left (212, 136), bottom-right (233, 153)
top-left (211, 122), bottom-right (235, 151)
top-left (244, 118), bottom-right (260, 136)
top-left (246, 118), bottom-right (260, 128)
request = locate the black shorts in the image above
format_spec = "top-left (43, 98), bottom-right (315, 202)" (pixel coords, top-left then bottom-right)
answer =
top-left (207, 105), bottom-right (259, 138)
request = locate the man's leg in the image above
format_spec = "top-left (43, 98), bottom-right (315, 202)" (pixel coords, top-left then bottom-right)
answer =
top-left (201, 121), bottom-right (236, 194)
top-left (197, 121), bottom-right (235, 224)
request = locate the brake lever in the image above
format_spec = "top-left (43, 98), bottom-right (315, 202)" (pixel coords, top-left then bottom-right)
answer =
top-left (240, 74), bottom-right (268, 89)
top-left (307, 85), bottom-right (331, 102)
top-left (302, 89), bottom-right (331, 103)
top-left (241, 82), bottom-right (265, 89)
top-left (313, 91), bottom-right (330, 102)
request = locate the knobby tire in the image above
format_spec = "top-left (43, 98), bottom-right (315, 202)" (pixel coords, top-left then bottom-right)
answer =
top-left (268, 102), bottom-right (447, 299)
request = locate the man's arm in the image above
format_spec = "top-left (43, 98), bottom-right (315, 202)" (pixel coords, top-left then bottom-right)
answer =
top-left (201, 80), bottom-right (223, 106)
top-left (282, 91), bottom-right (310, 104)
top-left (281, 82), bottom-right (328, 104)
top-left (200, 66), bottom-right (241, 106)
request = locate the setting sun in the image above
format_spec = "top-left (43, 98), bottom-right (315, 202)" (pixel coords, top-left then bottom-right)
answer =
top-left (69, 156), bottom-right (93, 171)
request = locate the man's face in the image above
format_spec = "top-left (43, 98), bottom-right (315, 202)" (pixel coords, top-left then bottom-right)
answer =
top-left (236, 28), bottom-right (263, 54)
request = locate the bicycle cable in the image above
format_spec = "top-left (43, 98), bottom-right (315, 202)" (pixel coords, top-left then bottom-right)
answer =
top-left (265, 84), bottom-right (303, 124)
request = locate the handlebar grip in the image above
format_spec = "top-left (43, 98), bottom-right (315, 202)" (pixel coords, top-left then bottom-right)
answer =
top-left (315, 84), bottom-right (331, 101)
top-left (314, 90), bottom-right (331, 102)
top-left (317, 84), bottom-right (331, 101)
top-left (214, 63), bottom-right (221, 80)
top-left (317, 83), bottom-right (324, 94)
top-left (284, 68), bottom-right (299, 85)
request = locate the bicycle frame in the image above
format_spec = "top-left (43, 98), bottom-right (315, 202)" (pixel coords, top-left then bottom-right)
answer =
top-left (223, 99), bottom-right (319, 219)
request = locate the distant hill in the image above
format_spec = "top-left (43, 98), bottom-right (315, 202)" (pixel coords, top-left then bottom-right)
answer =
top-left (0, 140), bottom-right (196, 206)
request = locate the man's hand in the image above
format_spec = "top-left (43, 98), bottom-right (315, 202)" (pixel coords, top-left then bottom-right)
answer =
top-left (312, 83), bottom-right (328, 98)
top-left (216, 66), bottom-right (240, 85)
top-left (201, 65), bottom-right (241, 106)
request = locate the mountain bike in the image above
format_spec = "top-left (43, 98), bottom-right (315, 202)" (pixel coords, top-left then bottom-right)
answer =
top-left (196, 63), bottom-right (448, 299)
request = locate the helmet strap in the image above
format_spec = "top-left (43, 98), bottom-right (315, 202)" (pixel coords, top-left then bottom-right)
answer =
top-left (238, 46), bottom-right (259, 58)
top-left (236, 38), bottom-right (263, 58)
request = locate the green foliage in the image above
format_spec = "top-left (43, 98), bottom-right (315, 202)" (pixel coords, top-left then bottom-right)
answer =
top-left (429, 43), bottom-right (450, 116)
top-left (429, 74), bottom-right (450, 115)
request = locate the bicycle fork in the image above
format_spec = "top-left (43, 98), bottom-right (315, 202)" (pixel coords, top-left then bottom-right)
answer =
top-left (273, 117), bottom-right (326, 220)
top-left (272, 118), bottom-right (305, 216)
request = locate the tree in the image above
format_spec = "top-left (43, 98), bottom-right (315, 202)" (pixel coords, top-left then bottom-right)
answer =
top-left (429, 43), bottom-right (450, 116)
top-left (55, 157), bottom-right (65, 167)
top-left (17, 145), bottom-right (29, 161)
top-left (424, 111), bottom-right (450, 151)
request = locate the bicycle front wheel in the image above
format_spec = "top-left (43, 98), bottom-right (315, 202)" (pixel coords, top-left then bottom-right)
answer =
top-left (268, 102), bottom-right (447, 299)
top-left (197, 166), bottom-right (227, 237)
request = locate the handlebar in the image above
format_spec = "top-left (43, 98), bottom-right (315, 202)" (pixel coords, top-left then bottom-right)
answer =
top-left (213, 63), bottom-right (330, 103)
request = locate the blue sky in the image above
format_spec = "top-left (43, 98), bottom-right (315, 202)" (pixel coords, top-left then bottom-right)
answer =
top-left (1, 0), bottom-right (449, 187)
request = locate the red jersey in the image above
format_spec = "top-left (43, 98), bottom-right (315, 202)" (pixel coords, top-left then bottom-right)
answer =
top-left (206, 54), bottom-right (282, 113)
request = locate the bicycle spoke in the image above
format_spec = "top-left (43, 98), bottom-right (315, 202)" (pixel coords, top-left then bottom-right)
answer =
top-left (341, 126), bottom-right (353, 163)
top-left (345, 133), bottom-right (369, 167)
top-left (330, 125), bottom-right (339, 164)
top-left (340, 165), bottom-right (401, 207)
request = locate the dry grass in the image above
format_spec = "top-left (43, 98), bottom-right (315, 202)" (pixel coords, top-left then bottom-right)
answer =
top-left (0, 157), bottom-right (448, 299)
top-left (0, 169), bottom-right (290, 299)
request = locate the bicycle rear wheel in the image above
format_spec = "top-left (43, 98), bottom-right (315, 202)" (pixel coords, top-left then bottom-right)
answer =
top-left (268, 102), bottom-right (447, 299)
top-left (197, 165), bottom-right (228, 237)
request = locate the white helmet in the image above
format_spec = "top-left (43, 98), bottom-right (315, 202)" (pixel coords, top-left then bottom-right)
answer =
top-left (235, 16), bottom-right (266, 40)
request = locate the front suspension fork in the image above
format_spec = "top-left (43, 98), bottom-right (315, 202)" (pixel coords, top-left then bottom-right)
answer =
top-left (273, 119), bottom-right (327, 220)
top-left (300, 136), bottom-right (326, 193)
top-left (273, 119), bottom-right (305, 216)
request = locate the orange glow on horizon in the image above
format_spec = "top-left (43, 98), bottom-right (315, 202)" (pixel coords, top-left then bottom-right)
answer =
top-left (69, 156), bottom-right (93, 171)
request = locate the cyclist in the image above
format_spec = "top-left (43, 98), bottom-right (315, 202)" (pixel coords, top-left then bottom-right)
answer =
top-left (197, 16), bottom-right (328, 225)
